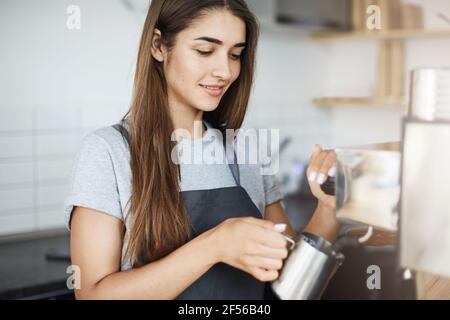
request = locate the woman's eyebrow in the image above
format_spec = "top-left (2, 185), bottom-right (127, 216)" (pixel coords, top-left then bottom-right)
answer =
top-left (194, 36), bottom-right (246, 48)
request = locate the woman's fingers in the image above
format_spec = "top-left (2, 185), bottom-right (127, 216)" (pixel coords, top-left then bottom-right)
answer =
top-left (247, 256), bottom-right (283, 271)
top-left (309, 144), bottom-right (322, 162)
top-left (247, 266), bottom-right (279, 282)
top-left (251, 243), bottom-right (289, 260)
top-left (242, 216), bottom-right (275, 230)
top-left (307, 145), bottom-right (337, 208)
top-left (307, 146), bottom-right (336, 185)
top-left (241, 218), bottom-right (288, 249)
top-left (317, 151), bottom-right (336, 184)
top-left (308, 151), bottom-right (327, 183)
top-left (253, 227), bottom-right (288, 249)
top-left (307, 145), bottom-right (322, 181)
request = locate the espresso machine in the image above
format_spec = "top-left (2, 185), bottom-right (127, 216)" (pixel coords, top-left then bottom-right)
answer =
top-left (272, 68), bottom-right (450, 300)
top-left (400, 68), bottom-right (450, 280)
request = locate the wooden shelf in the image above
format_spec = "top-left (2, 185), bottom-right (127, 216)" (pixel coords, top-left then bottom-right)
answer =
top-left (312, 97), bottom-right (406, 108)
top-left (311, 28), bottom-right (450, 41)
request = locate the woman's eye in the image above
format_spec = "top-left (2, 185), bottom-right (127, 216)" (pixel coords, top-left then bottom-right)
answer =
top-left (196, 50), bottom-right (212, 56)
top-left (196, 50), bottom-right (241, 61)
top-left (231, 54), bottom-right (241, 61)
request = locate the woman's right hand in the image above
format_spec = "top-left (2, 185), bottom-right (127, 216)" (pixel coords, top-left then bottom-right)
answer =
top-left (210, 217), bottom-right (289, 282)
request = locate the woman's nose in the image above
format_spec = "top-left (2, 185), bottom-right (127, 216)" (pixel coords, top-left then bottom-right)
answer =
top-left (211, 55), bottom-right (232, 81)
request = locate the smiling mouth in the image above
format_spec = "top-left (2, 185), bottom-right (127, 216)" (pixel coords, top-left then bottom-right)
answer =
top-left (199, 84), bottom-right (226, 97)
top-left (199, 84), bottom-right (225, 90)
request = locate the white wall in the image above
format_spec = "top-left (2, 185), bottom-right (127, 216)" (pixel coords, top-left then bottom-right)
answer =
top-left (0, 0), bottom-right (143, 235)
top-left (0, 0), bottom-right (449, 235)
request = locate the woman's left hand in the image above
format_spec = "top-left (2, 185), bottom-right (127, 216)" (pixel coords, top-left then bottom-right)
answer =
top-left (306, 144), bottom-right (337, 209)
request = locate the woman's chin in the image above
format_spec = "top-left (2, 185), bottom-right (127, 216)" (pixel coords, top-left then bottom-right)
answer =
top-left (196, 103), bottom-right (220, 113)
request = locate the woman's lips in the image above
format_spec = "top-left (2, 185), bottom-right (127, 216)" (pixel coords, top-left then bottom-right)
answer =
top-left (200, 84), bottom-right (224, 97)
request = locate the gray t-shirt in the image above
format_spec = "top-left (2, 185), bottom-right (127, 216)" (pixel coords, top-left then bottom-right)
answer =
top-left (64, 119), bottom-right (283, 270)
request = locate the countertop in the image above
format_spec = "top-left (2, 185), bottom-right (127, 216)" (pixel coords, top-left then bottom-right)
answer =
top-left (0, 231), bottom-right (74, 299)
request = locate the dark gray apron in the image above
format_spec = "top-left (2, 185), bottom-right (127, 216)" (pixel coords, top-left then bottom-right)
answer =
top-left (113, 123), bottom-right (265, 300)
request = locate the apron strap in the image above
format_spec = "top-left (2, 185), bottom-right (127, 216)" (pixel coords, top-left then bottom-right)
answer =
top-left (223, 136), bottom-right (240, 186)
top-left (112, 123), bottom-right (130, 147)
top-left (112, 123), bottom-right (241, 186)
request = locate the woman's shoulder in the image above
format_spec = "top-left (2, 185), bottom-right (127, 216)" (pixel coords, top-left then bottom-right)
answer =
top-left (64, 124), bottom-right (128, 231)
top-left (80, 123), bottom-right (129, 155)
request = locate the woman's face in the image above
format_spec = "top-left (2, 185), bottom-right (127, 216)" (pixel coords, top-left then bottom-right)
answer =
top-left (160, 9), bottom-right (246, 114)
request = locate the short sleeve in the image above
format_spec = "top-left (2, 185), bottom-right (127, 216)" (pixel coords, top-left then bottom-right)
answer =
top-left (253, 132), bottom-right (284, 207)
top-left (64, 132), bottom-right (123, 230)
top-left (263, 173), bottom-right (283, 206)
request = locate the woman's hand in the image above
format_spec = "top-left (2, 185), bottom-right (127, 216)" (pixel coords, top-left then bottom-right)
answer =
top-left (303, 144), bottom-right (342, 242)
top-left (306, 144), bottom-right (337, 209)
top-left (210, 217), bottom-right (289, 282)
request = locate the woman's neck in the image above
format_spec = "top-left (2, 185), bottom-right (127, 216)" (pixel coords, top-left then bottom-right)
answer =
top-left (169, 101), bottom-right (206, 140)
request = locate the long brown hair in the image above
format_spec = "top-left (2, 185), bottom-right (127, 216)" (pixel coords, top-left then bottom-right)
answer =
top-left (120, 0), bottom-right (259, 267)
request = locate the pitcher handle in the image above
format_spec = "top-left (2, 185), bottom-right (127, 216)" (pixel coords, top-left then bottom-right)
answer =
top-left (284, 235), bottom-right (296, 250)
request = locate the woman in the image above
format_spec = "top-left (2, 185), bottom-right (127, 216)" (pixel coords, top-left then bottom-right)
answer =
top-left (65, 0), bottom-right (340, 300)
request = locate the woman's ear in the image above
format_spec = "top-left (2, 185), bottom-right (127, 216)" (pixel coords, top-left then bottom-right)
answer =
top-left (150, 28), bottom-right (165, 62)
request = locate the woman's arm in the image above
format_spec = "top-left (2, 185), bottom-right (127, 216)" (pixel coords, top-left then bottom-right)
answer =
top-left (71, 207), bottom-right (289, 299)
top-left (304, 144), bottom-right (342, 242)
top-left (302, 202), bottom-right (341, 242)
top-left (265, 144), bottom-right (342, 243)
top-left (70, 206), bottom-right (217, 300)
top-left (264, 202), bottom-right (298, 241)
top-left (264, 201), bottom-right (340, 243)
